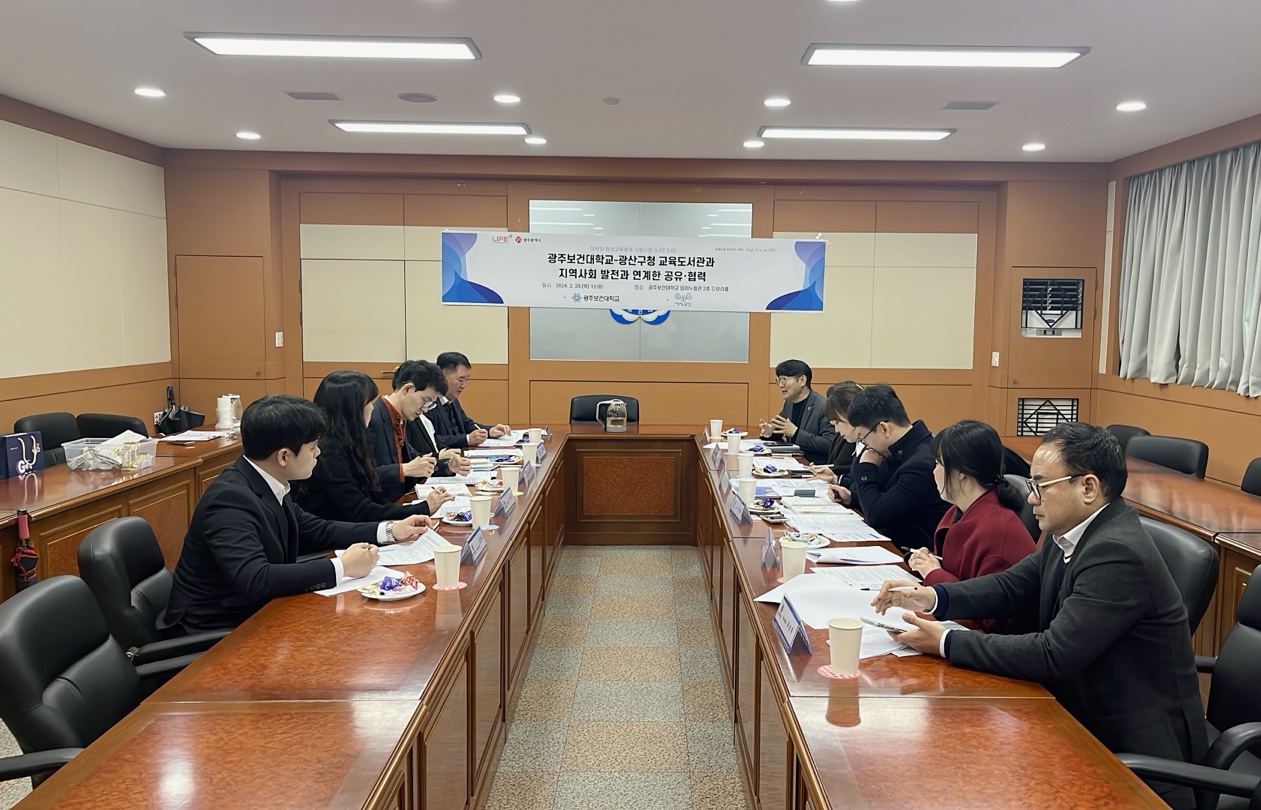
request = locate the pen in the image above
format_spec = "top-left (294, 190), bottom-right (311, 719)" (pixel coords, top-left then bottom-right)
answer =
top-left (859, 585), bottom-right (919, 592)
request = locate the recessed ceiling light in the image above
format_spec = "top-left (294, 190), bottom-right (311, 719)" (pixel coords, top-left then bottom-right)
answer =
top-left (764, 97), bottom-right (791, 108)
top-left (494, 93), bottom-right (521, 104)
top-left (134, 87), bottom-right (165, 98)
top-left (594, 227), bottom-right (604, 230)
top-left (398, 93), bottom-right (438, 103)
top-left (236, 130), bottom-right (261, 140)
top-left (804, 44), bottom-right (1088, 68)
top-left (759, 126), bottom-right (952, 141)
top-left (582, 213), bottom-right (595, 217)
top-left (524, 135), bottom-right (547, 145)
top-left (1116, 100), bottom-right (1147, 112)
top-left (743, 139), bottom-right (765, 148)
top-left (1022, 141), bottom-right (1046, 152)
top-left (707, 213), bottom-right (719, 217)
top-left (332, 121), bottom-right (529, 135)
top-left (187, 33), bottom-right (480, 60)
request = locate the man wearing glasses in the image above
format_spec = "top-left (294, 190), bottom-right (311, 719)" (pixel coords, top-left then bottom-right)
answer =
top-left (758, 359), bottom-right (836, 465)
top-left (871, 422), bottom-right (1205, 809)
top-left (368, 359), bottom-right (469, 499)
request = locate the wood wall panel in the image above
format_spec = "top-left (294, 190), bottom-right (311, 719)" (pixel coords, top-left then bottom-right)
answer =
top-left (530, 381), bottom-right (748, 427)
top-left (771, 200), bottom-right (876, 233)
top-left (874, 201), bottom-right (978, 233)
top-left (0, 92), bottom-right (162, 166)
top-left (404, 194), bottom-right (507, 227)
top-left (129, 478), bottom-right (195, 569)
top-left (1002, 181), bottom-right (1107, 269)
top-left (579, 455), bottom-right (678, 517)
top-left (300, 192), bottom-right (404, 225)
top-left (0, 365), bottom-right (171, 439)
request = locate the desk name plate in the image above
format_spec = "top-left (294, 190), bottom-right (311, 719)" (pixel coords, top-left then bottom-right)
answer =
top-left (773, 596), bottom-right (812, 655)
top-left (761, 527), bottom-right (779, 570)
top-left (460, 528), bottom-right (488, 566)
top-left (729, 492), bottom-right (752, 524)
top-left (521, 460), bottom-right (536, 487)
top-left (495, 487), bottom-right (515, 517)
top-left (536, 441), bottom-right (547, 463)
top-left (710, 443), bottom-right (721, 465)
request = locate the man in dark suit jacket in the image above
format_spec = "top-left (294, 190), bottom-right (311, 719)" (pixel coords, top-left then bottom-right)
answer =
top-left (367, 360), bottom-right (470, 499)
top-left (164, 395), bottom-right (429, 634)
top-left (873, 422), bottom-right (1206, 809)
top-left (432, 351), bottom-right (511, 449)
top-left (757, 359), bottom-right (836, 465)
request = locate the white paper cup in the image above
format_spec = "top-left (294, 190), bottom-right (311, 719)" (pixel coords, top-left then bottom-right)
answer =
top-left (470, 495), bottom-right (492, 527)
top-left (780, 539), bottom-right (808, 581)
top-left (434, 545), bottom-right (461, 589)
top-left (522, 442), bottom-right (539, 465)
top-left (738, 452), bottom-right (754, 479)
top-left (827, 618), bottom-right (864, 677)
top-left (726, 432), bottom-right (742, 454)
top-left (709, 419), bottom-right (723, 440)
top-left (528, 427), bottom-right (543, 444)
top-left (738, 477), bottom-right (756, 504)
top-left (500, 465), bottom-right (521, 493)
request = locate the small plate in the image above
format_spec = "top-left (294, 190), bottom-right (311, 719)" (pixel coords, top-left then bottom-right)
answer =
top-left (782, 532), bottom-right (830, 549)
top-left (724, 429), bottom-right (748, 438)
top-left (359, 581), bottom-right (426, 601)
top-left (747, 445), bottom-right (772, 455)
top-left (442, 515), bottom-right (474, 527)
top-left (477, 483), bottom-right (507, 493)
top-left (753, 467), bottom-right (789, 478)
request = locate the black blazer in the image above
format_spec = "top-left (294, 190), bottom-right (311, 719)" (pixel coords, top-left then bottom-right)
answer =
top-left (826, 434), bottom-right (858, 478)
top-left (366, 399), bottom-right (449, 498)
top-left (765, 389), bottom-right (835, 464)
top-left (935, 499), bottom-right (1207, 808)
top-left (433, 398), bottom-right (488, 449)
top-left (293, 440), bottom-right (432, 522)
top-left (164, 456), bottom-right (377, 633)
top-left (849, 420), bottom-right (949, 550)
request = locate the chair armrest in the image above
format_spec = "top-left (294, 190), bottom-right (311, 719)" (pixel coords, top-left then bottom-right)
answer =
top-left (0, 748), bottom-right (81, 781)
top-left (1117, 753), bottom-right (1261, 801)
top-left (1205, 721), bottom-right (1261, 770)
top-left (1196, 655), bottom-right (1217, 673)
top-left (130, 629), bottom-right (230, 665)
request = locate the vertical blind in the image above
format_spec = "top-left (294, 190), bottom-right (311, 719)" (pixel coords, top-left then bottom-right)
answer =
top-left (1118, 140), bottom-right (1261, 396)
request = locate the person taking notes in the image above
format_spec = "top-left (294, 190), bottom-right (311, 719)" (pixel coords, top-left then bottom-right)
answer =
top-left (809, 381), bottom-right (863, 483)
top-left (433, 351), bottom-right (511, 448)
top-left (368, 360), bottom-right (468, 496)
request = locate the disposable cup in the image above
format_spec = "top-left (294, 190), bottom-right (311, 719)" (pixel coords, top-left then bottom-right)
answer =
top-left (827, 618), bottom-right (863, 677)
top-left (470, 495), bottom-right (492, 527)
top-left (434, 545), bottom-right (461, 589)
top-left (709, 419), bottom-right (723, 440)
top-left (726, 432), bottom-right (742, 454)
top-left (500, 465), bottom-right (521, 494)
top-left (738, 452), bottom-right (754, 479)
top-left (780, 539), bottom-right (808, 581)
top-left (528, 427), bottom-right (543, 444)
top-left (522, 442), bottom-right (539, 465)
top-left (738, 477), bottom-right (756, 504)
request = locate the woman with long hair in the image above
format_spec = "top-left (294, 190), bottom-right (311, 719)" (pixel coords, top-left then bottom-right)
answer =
top-left (809, 381), bottom-right (863, 483)
top-left (294, 371), bottom-right (452, 521)
top-left (908, 418), bottom-right (1037, 634)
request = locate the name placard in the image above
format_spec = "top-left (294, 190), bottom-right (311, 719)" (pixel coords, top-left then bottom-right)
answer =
top-left (543, 425), bottom-right (551, 441)
top-left (760, 528), bottom-right (779, 570)
top-left (521, 461), bottom-right (536, 486)
top-left (460, 528), bottom-right (488, 566)
top-left (495, 487), bottom-right (516, 517)
top-left (728, 492), bottom-right (752, 524)
top-left (710, 443), bottom-right (721, 465)
top-left (536, 441), bottom-right (547, 462)
top-left (773, 596), bottom-right (813, 655)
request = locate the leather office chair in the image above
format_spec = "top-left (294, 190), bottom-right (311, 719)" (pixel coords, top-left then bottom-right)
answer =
top-left (1001, 446), bottom-right (1031, 479)
top-left (1140, 516), bottom-right (1220, 634)
top-left (1106, 423), bottom-right (1151, 452)
top-left (568, 395), bottom-right (640, 424)
top-left (76, 412), bottom-right (149, 438)
top-left (1126, 434), bottom-right (1210, 478)
top-left (1242, 458), bottom-right (1261, 497)
top-left (78, 517), bottom-right (228, 666)
top-left (1120, 564), bottom-right (1261, 810)
top-left (13, 412), bottom-right (81, 466)
top-left (0, 576), bottom-right (157, 785)
top-left (1003, 474), bottom-right (1042, 542)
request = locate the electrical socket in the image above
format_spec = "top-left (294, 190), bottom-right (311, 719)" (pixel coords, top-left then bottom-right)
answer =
top-left (275, 331), bottom-right (284, 348)
top-left (990, 351), bottom-right (1000, 368)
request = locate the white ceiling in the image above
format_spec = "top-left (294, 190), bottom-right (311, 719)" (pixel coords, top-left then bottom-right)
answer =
top-left (2, 0), bottom-right (1260, 163)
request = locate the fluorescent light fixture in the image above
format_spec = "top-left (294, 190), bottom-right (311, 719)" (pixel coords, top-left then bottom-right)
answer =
top-left (1116, 100), bottom-right (1147, 112)
top-left (759, 126), bottom-right (952, 141)
top-left (707, 213), bottom-right (719, 217)
top-left (187, 33), bottom-right (480, 60)
top-left (134, 86), bottom-right (165, 98)
top-left (494, 93), bottom-right (521, 104)
top-left (593, 227), bottom-right (604, 231)
top-left (804, 44), bottom-right (1088, 68)
top-left (1022, 141), bottom-right (1046, 152)
top-left (524, 135), bottom-right (547, 145)
top-left (236, 130), bottom-right (261, 140)
top-left (743, 139), bottom-right (766, 148)
top-left (763, 97), bottom-right (791, 108)
top-left (582, 213), bottom-right (595, 217)
top-left (332, 121), bottom-right (529, 135)
top-left (702, 226), bottom-right (712, 230)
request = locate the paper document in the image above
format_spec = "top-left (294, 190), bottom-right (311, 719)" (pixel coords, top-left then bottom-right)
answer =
top-left (481, 430), bottom-right (527, 447)
top-left (786, 514), bottom-right (874, 534)
top-left (763, 479), bottom-right (829, 498)
top-left (809, 545), bottom-right (903, 565)
top-left (753, 573), bottom-right (914, 631)
top-left (813, 564), bottom-right (913, 589)
top-left (426, 472), bottom-right (497, 487)
top-left (780, 496), bottom-right (852, 514)
top-left (416, 483), bottom-right (472, 499)
top-left (315, 566), bottom-right (409, 596)
top-left (703, 438), bottom-right (768, 451)
top-left (821, 526), bottom-right (890, 544)
top-left (158, 430), bottom-right (233, 442)
top-left (433, 496), bottom-right (472, 517)
top-left (465, 448), bottom-right (522, 458)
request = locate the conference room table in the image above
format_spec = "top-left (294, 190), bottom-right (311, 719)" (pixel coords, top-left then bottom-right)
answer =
top-left (12, 425), bottom-right (1166, 809)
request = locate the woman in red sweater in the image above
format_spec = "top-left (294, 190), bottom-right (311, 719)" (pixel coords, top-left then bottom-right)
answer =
top-left (908, 419), bottom-right (1037, 634)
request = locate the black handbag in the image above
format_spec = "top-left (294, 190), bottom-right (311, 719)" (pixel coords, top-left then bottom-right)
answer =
top-left (155, 386), bottom-right (206, 435)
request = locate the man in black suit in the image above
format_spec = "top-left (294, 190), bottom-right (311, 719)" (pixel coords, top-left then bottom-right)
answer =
top-left (164, 395), bottom-right (431, 633)
top-left (368, 360), bottom-right (471, 499)
top-left (757, 359), bottom-right (836, 465)
top-left (873, 422), bottom-right (1206, 808)
top-left (432, 351), bottom-right (511, 449)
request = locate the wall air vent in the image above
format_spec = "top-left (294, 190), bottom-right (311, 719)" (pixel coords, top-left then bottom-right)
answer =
top-left (285, 91), bottom-right (342, 101)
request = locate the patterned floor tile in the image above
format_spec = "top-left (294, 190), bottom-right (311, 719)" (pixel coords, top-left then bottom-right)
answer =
top-left (555, 555), bottom-right (603, 575)
top-left (570, 681), bottom-right (684, 721)
top-left (672, 594), bottom-right (713, 620)
top-left (686, 721), bottom-right (741, 771)
top-left (536, 618), bottom-right (590, 647)
top-left (586, 618), bottom-right (679, 648)
top-left (550, 574), bottom-right (598, 595)
top-left (543, 594), bottom-right (594, 620)
top-left (679, 646), bottom-right (725, 681)
top-left (483, 771), bottom-right (558, 810)
top-left (512, 680), bottom-right (577, 720)
top-left (600, 555), bottom-right (675, 575)
top-left (526, 647), bottom-right (585, 680)
top-left (595, 574), bottom-right (675, 596)
top-left (589, 595), bottom-right (676, 620)
top-left (683, 681), bottom-right (732, 721)
top-left (560, 546), bottom-right (605, 557)
top-left (497, 720), bottom-right (570, 771)
top-left (560, 721), bottom-right (689, 772)
top-left (672, 555), bottom-right (704, 575)
top-left (553, 772), bottom-right (692, 810)
top-left (676, 618), bottom-right (717, 647)
top-left (597, 545), bottom-right (673, 557)
top-left (672, 575), bottom-right (707, 595)
top-left (579, 647), bottom-right (681, 681)
top-left (691, 771), bottom-right (750, 809)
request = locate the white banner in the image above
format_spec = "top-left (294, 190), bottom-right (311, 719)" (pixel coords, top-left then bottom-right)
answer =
top-left (441, 232), bottom-right (825, 313)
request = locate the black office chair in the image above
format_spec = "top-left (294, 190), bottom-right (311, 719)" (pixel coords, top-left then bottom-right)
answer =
top-left (76, 413), bottom-right (149, 439)
top-left (1120, 564), bottom-right (1261, 810)
top-left (1242, 459), bottom-right (1261, 497)
top-left (0, 576), bottom-right (183, 786)
top-left (568, 395), bottom-right (640, 424)
top-left (1106, 423), bottom-right (1151, 452)
top-left (78, 517), bottom-right (228, 666)
top-left (13, 412), bottom-right (81, 467)
top-left (1140, 516), bottom-right (1220, 634)
top-left (1003, 474), bottom-right (1042, 541)
top-left (1126, 434), bottom-right (1210, 479)
top-left (1001, 446), bottom-right (1031, 478)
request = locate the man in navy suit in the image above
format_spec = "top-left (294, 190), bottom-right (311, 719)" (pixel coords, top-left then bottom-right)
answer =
top-left (432, 351), bottom-right (511, 449)
top-left (164, 395), bottom-right (430, 633)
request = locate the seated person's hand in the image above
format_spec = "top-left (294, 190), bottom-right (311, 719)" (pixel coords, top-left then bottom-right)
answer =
top-left (392, 514), bottom-right (433, 541)
top-left (869, 580), bottom-right (936, 615)
top-left (907, 548), bottom-right (941, 577)
top-left (449, 454), bottom-right (472, 475)
top-left (894, 614), bottom-right (948, 657)
top-left (468, 428), bottom-right (489, 447)
top-left (758, 419), bottom-right (773, 439)
top-left (403, 453), bottom-right (437, 479)
top-left (425, 487), bottom-right (455, 512)
top-left (808, 464), bottom-right (837, 484)
top-left (490, 423), bottom-right (511, 438)
top-left (342, 543), bottom-right (379, 578)
top-left (770, 414), bottom-right (797, 438)
top-left (859, 447), bottom-right (883, 466)
top-left (439, 447), bottom-right (462, 461)
top-left (827, 484), bottom-right (851, 505)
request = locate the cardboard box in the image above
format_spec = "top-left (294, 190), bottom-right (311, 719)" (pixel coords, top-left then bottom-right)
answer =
top-left (4, 431), bottom-right (45, 477)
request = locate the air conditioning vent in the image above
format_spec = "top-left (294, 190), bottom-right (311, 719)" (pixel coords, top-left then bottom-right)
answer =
top-left (943, 100), bottom-right (998, 110)
top-left (285, 91), bottom-right (342, 101)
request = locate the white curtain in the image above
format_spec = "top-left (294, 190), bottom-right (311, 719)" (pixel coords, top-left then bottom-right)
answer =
top-left (1118, 141), bottom-right (1261, 396)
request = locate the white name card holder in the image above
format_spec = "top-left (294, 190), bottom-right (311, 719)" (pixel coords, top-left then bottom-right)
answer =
top-left (728, 493), bottom-right (752, 525)
top-left (774, 596), bottom-right (813, 655)
top-left (760, 527), bottom-right (779, 571)
top-left (536, 441), bottom-right (547, 463)
top-left (460, 528), bottom-right (488, 566)
top-left (495, 487), bottom-right (516, 517)
top-left (543, 425), bottom-right (551, 441)
top-left (522, 461), bottom-right (536, 487)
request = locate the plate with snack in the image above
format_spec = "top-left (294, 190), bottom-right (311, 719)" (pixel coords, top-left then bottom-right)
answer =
top-left (359, 574), bottom-right (426, 601)
top-left (747, 497), bottom-right (780, 514)
top-left (781, 531), bottom-right (829, 549)
top-left (746, 444), bottom-right (772, 456)
top-left (476, 480), bottom-right (508, 493)
top-left (724, 428), bottom-right (748, 438)
top-left (752, 463), bottom-right (789, 478)
top-left (442, 511), bottom-right (474, 527)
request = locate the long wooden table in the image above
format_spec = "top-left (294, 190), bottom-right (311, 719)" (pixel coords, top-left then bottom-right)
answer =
top-left (13, 426), bottom-right (1164, 808)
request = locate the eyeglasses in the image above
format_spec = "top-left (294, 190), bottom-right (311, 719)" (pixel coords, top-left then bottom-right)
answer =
top-left (1026, 474), bottom-right (1079, 500)
top-left (857, 421), bottom-right (884, 445)
top-left (775, 376), bottom-right (803, 385)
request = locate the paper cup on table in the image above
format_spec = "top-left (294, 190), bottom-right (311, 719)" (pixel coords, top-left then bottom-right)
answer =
top-left (709, 419), bottom-right (723, 440)
top-left (528, 427), bottom-right (543, 444)
top-left (434, 545), bottom-right (462, 589)
top-left (779, 539), bottom-right (808, 581)
top-left (738, 452), bottom-right (754, 479)
top-left (737, 477), bottom-right (756, 504)
top-left (726, 432), bottom-right (742, 455)
top-left (522, 442), bottom-right (539, 465)
top-left (827, 618), bottom-right (864, 678)
top-left (470, 495), bottom-right (492, 527)
top-left (500, 465), bottom-right (522, 495)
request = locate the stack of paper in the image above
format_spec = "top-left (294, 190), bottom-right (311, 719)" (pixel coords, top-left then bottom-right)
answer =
top-left (809, 545), bottom-right (903, 565)
top-left (813, 564), bottom-right (913, 589)
top-left (784, 513), bottom-right (871, 535)
top-left (779, 496), bottom-right (852, 514)
top-left (481, 430), bottom-right (527, 447)
top-left (425, 472), bottom-right (497, 487)
top-left (752, 573), bottom-right (916, 657)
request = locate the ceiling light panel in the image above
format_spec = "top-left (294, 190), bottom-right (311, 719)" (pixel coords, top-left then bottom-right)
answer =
top-left (187, 34), bottom-right (481, 60)
top-left (332, 121), bottom-right (529, 135)
top-left (804, 44), bottom-right (1088, 68)
top-left (759, 126), bottom-right (953, 141)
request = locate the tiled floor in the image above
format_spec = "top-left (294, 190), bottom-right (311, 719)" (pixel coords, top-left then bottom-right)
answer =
top-left (485, 545), bottom-right (749, 810)
top-left (0, 720), bottom-right (30, 808)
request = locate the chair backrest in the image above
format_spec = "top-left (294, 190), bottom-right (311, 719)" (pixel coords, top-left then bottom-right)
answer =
top-left (0, 576), bottom-right (140, 755)
top-left (1139, 516), bottom-right (1219, 634)
top-left (1126, 434), bottom-right (1210, 478)
top-left (568, 395), bottom-right (641, 424)
top-left (76, 413), bottom-right (149, 439)
top-left (1003, 474), bottom-right (1042, 541)
top-left (1242, 458), bottom-right (1261, 496)
top-left (1001, 446), bottom-right (1031, 479)
top-left (1106, 424), bottom-right (1150, 451)
top-left (77, 517), bottom-right (171, 651)
top-left (13, 412), bottom-right (81, 467)
top-left (1207, 564), bottom-right (1261, 732)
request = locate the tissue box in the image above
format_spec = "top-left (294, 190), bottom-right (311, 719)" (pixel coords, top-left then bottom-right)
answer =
top-left (4, 431), bottom-right (45, 477)
top-left (63, 436), bottom-right (157, 471)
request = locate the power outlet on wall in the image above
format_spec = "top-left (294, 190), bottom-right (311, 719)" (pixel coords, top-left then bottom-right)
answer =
top-left (990, 351), bottom-right (1000, 368)
top-left (275, 331), bottom-right (284, 348)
